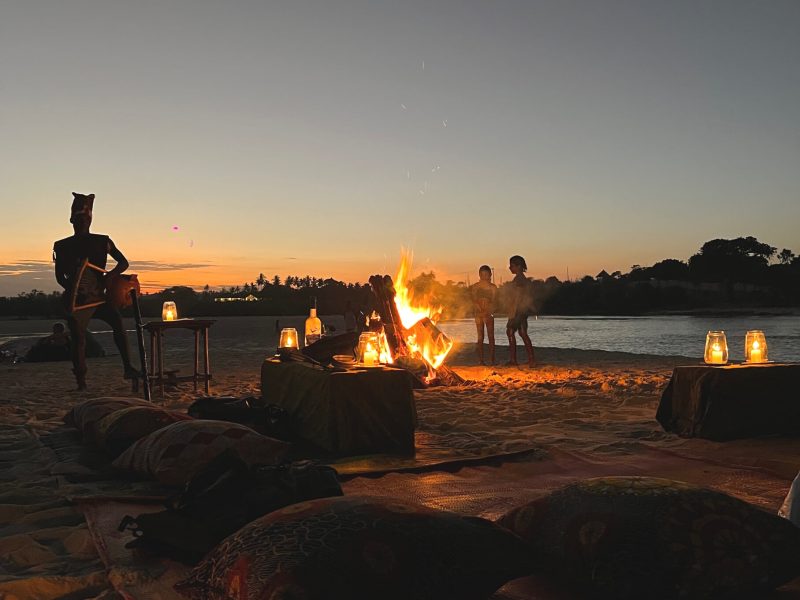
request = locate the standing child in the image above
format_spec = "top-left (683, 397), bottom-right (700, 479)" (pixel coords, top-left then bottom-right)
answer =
top-left (506, 255), bottom-right (535, 367)
top-left (470, 265), bottom-right (497, 365)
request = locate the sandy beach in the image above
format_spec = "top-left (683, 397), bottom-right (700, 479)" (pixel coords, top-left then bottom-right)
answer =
top-left (1, 339), bottom-right (799, 598)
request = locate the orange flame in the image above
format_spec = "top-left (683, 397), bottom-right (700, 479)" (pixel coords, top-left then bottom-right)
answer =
top-left (378, 329), bottom-right (393, 364)
top-left (393, 249), bottom-right (452, 371)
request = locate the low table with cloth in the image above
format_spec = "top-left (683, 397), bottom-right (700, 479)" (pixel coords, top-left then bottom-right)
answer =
top-left (656, 363), bottom-right (800, 441)
top-left (261, 358), bottom-right (416, 456)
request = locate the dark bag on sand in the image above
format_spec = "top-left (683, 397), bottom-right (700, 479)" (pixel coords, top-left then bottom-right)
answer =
top-left (118, 450), bottom-right (343, 564)
top-left (187, 396), bottom-right (295, 441)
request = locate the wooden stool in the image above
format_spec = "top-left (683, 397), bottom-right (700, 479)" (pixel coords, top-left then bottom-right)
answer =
top-left (144, 319), bottom-right (216, 396)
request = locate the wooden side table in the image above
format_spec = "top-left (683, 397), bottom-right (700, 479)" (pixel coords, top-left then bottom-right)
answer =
top-left (143, 319), bottom-right (215, 395)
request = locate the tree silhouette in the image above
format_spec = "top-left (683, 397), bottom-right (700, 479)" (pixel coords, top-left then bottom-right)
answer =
top-left (778, 249), bottom-right (795, 265)
top-left (689, 237), bottom-right (776, 282)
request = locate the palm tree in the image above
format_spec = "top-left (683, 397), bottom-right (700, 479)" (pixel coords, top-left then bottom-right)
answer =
top-left (778, 249), bottom-right (795, 265)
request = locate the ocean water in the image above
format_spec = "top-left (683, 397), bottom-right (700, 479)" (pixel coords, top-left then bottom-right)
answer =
top-left (2, 314), bottom-right (800, 362)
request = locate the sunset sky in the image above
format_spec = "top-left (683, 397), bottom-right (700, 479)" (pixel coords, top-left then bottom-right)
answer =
top-left (2, 1), bottom-right (798, 296)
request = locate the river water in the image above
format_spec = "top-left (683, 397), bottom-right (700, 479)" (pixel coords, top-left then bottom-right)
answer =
top-left (437, 315), bottom-right (800, 362)
top-left (2, 314), bottom-right (799, 362)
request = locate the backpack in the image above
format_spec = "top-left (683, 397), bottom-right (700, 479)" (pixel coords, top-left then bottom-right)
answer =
top-left (186, 396), bottom-right (296, 441)
top-left (118, 449), bottom-right (343, 563)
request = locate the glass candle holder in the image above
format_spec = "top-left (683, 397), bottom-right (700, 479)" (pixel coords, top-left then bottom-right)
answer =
top-left (161, 301), bottom-right (178, 321)
top-left (704, 331), bottom-right (728, 365)
top-left (745, 330), bottom-right (768, 363)
top-left (357, 332), bottom-right (380, 366)
top-left (278, 328), bottom-right (299, 353)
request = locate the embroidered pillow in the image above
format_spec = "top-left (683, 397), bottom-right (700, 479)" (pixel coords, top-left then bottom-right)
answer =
top-left (498, 476), bottom-right (800, 599)
top-left (93, 405), bottom-right (193, 457)
top-left (175, 495), bottom-right (534, 600)
top-left (112, 420), bottom-right (290, 485)
top-left (65, 396), bottom-right (152, 439)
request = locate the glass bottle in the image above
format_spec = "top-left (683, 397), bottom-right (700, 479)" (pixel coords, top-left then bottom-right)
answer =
top-left (305, 308), bottom-right (322, 346)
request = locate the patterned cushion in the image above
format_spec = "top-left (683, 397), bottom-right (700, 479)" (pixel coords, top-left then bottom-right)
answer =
top-left (112, 420), bottom-right (290, 485)
top-left (93, 406), bottom-right (193, 457)
top-left (174, 495), bottom-right (534, 600)
top-left (64, 396), bottom-right (153, 438)
top-left (497, 476), bottom-right (800, 599)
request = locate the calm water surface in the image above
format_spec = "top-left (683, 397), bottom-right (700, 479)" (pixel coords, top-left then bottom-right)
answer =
top-left (438, 315), bottom-right (800, 362)
top-left (2, 314), bottom-right (799, 362)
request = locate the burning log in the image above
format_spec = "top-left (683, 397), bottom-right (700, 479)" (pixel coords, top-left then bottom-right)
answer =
top-left (368, 274), bottom-right (408, 358)
top-left (405, 317), bottom-right (452, 370)
top-left (369, 273), bottom-right (463, 387)
top-left (427, 365), bottom-right (464, 387)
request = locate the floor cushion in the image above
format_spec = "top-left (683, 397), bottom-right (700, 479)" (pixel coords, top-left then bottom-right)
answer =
top-left (497, 476), bottom-right (800, 599)
top-left (64, 396), bottom-right (153, 438)
top-left (93, 405), bottom-right (193, 457)
top-left (174, 495), bottom-right (534, 600)
top-left (112, 420), bottom-right (290, 485)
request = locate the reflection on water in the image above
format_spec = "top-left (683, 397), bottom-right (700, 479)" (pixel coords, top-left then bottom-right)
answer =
top-left (438, 315), bottom-right (800, 362)
top-left (2, 314), bottom-right (800, 362)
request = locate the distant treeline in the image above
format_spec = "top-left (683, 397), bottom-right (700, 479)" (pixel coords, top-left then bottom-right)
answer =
top-left (2, 237), bottom-right (799, 319)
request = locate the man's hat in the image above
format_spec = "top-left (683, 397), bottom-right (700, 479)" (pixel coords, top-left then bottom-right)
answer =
top-left (71, 192), bottom-right (94, 217)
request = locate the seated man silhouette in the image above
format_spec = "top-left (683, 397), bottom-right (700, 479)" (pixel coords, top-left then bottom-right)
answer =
top-left (53, 192), bottom-right (138, 390)
top-left (24, 323), bottom-right (71, 363)
top-left (43, 322), bottom-right (70, 348)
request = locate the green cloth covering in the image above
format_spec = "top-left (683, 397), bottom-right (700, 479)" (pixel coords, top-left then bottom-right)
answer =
top-left (657, 363), bottom-right (800, 440)
top-left (261, 360), bottom-right (416, 456)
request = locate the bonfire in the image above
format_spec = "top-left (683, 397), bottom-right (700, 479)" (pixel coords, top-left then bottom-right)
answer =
top-left (368, 250), bottom-right (461, 386)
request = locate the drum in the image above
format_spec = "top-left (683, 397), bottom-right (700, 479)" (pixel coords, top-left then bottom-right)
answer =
top-left (106, 273), bottom-right (141, 309)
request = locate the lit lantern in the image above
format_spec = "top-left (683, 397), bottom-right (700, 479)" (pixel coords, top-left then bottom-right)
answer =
top-left (278, 328), bottom-right (299, 353)
top-left (357, 332), bottom-right (380, 366)
top-left (745, 330), bottom-right (768, 363)
top-left (162, 301), bottom-right (178, 321)
top-left (704, 331), bottom-right (728, 365)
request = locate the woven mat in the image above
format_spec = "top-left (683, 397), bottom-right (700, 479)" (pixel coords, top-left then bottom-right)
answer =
top-left (78, 498), bottom-right (191, 600)
top-left (342, 442), bottom-right (794, 520)
top-left (329, 431), bottom-right (544, 477)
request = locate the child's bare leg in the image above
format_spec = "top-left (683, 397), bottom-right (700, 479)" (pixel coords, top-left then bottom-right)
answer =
top-left (506, 327), bottom-right (518, 365)
top-left (519, 323), bottom-right (535, 367)
top-left (475, 316), bottom-right (485, 364)
top-left (487, 315), bottom-right (495, 365)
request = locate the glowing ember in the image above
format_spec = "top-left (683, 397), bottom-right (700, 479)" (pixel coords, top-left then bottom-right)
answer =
top-left (393, 249), bottom-right (453, 371)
